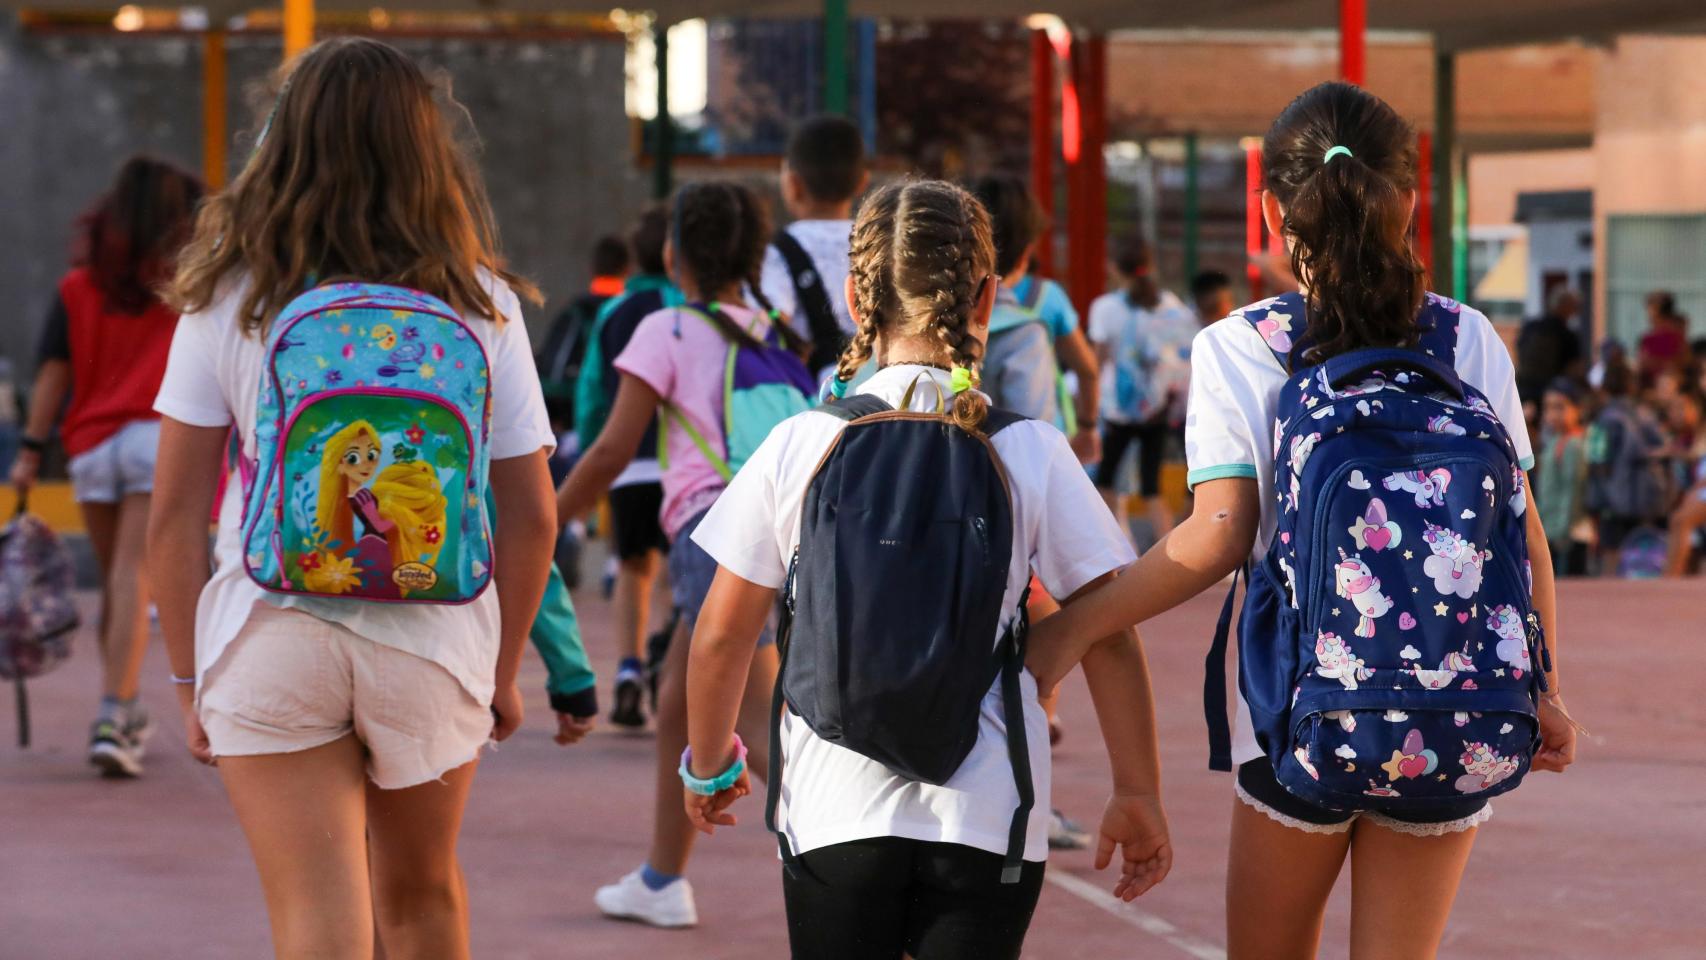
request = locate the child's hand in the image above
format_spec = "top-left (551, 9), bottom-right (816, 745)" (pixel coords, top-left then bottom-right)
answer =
top-left (490, 681), bottom-right (524, 742)
top-left (683, 768), bottom-right (751, 836)
top-left (1534, 694), bottom-right (1580, 773)
top-left (1095, 793), bottom-right (1172, 902)
top-left (175, 682), bottom-right (215, 766)
top-left (554, 712), bottom-right (595, 746)
top-left (1070, 427), bottom-right (1102, 465)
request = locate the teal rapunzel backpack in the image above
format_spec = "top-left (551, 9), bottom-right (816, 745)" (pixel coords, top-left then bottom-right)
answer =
top-left (240, 283), bottom-right (495, 603)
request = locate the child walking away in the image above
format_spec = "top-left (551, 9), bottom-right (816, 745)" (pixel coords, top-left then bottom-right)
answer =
top-left (147, 39), bottom-right (562, 959)
top-left (1585, 360), bottom-right (1671, 574)
top-left (761, 114), bottom-right (870, 380)
top-left (537, 234), bottom-right (631, 431)
top-left (1027, 83), bottom-right (1579, 960)
top-left (574, 205), bottom-right (681, 728)
top-left (558, 181), bottom-right (814, 927)
top-left (10, 156), bottom-right (203, 776)
top-left (1537, 379), bottom-right (1592, 576)
top-left (971, 175), bottom-right (1100, 463)
top-left (680, 180), bottom-right (1171, 960)
top-left (1087, 236), bottom-right (1199, 544)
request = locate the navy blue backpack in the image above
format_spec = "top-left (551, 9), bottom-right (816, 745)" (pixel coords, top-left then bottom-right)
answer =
top-left (765, 390), bottom-right (1036, 883)
top-left (1207, 292), bottom-right (1551, 815)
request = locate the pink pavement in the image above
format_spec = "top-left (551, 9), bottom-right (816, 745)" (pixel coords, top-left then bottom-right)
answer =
top-left (4, 577), bottom-right (1702, 958)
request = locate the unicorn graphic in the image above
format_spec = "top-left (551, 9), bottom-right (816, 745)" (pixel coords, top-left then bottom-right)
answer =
top-left (1422, 522), bottom-right (1491, 599)
top-left (1334, 550), bottom-right (1394, 638)
top-left (1315, 631), bottom-right (1375, 690)
top-left (1383, 468), bottom-right (1452, 508)
top-left (1456, 741), bottom-right (1520, 793)
top-left (1485, 604), bottom-right (1531, 676)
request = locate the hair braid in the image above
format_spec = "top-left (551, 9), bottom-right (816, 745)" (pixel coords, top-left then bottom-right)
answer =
top-left (841, 179), bottom-right (994, 430)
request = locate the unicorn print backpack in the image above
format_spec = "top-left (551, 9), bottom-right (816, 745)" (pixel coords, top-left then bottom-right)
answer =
top-left (240, 283), bottom-right (494, 604)
top-left (1208, 291), bottom-right (1551, 814)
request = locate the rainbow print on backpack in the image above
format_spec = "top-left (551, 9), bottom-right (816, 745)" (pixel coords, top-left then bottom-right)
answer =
top-left (240, 283), bottom-right (493, 604)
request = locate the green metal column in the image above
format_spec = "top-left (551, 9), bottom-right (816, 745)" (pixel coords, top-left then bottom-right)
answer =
top-left (1183, 132), bottom-right (1200, 283)
top-left (823, 0), bottom-right (849, 115)
top-left (1453, 151), bottom-right (1469, 304)
top-left (653, 21), bottom-right (672, 199)
top-left (1432, 51), bottom-right (1456, 298)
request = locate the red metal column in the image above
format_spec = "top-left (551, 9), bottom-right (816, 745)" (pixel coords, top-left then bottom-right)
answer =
top-left (1245, 143), bottom-right (1264, 300)
top-left (1339, 0), bottom-right (1367, 85)
top-left (1416, 131), bottom-right (1435, 279)
top-left (1031, 29), bottom-right (1055, 279)
top-left (1064, 32), bottom-right (1108, 318)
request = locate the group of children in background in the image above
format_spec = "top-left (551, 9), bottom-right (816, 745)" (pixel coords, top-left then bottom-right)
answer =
top-left (12, 34), bottom-right (1583, 960)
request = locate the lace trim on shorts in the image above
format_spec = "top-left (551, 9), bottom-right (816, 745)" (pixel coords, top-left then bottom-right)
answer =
top-left (1234, 781), bottom-right (1354, 835)
top-left (1235, 782), bottom-right (1492, 837)
top-left (1363, 804), bottom-right (1492, 837)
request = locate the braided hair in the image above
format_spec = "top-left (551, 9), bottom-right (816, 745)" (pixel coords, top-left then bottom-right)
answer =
top-left (841, 179), bottom-right (995, 432)
top-left (671, 181), bottom-right (809, 355)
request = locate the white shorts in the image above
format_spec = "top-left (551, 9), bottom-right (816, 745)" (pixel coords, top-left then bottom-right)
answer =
top-left (67, 419), bottom-right (160, 503)
top-left (199, 605), bottom-right (492, 789)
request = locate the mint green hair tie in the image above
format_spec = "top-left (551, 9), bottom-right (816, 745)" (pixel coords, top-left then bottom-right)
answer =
top-left (1323, 145), bottom-right (1354, 165)
top-left (949, 366), bottom-right (974, 395)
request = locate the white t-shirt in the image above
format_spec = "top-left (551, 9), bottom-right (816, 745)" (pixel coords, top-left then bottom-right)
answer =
top-left (152, 274), bottom-right (556, 705)
top-left (691, 364), bottom-right (1135, 862)
top-left (1087, 288), bottom-right (1199, 425)
top-left (1183, 297), bottom-right (1536, 765)
top-left (760, 220), bottom-right (855, 342)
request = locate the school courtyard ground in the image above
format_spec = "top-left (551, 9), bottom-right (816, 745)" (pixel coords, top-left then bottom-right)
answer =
top-left (5, 564), bottom-right (1702, 959)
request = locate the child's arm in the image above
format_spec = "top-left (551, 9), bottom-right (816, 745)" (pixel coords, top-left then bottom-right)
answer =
top-left (557, 373), bottom-right (659, 524)
top-left (1057, 571), bottom-right (1172, 900)
top-left (1055, 327), bottom-right (1101, 460)
top-left (1523, 478), bottom-right (1576, 773)
top-left (1028, 477), bottom-right (1260, 689)
top-left (489, 449), bottom-right (558, 741)
top-left (682, 566), bottom-right (778, 833)
top-left (146, 418), bottom-right (229, 764)
top-left (527, 562), bottom-right (599, 745)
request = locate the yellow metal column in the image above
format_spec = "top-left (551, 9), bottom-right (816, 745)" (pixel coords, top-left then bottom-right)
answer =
top-left (202, 29), bottom-right (227, 188)
top-left (283, 0), bottom-right (314, 58)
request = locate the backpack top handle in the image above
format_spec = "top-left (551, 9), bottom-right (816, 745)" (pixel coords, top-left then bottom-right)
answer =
top-left (1321, 347), bottom-right (1465, 401)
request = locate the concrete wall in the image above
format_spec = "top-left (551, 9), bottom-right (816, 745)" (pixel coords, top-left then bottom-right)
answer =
top-left (0, 19), bottom-right (644, 372)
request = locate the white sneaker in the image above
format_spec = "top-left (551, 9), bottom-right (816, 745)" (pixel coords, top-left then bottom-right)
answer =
top-left (594, 868), bottom-right (698, 928)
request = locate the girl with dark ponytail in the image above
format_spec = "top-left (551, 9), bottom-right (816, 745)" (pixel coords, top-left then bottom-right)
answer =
top-left (1027, 82), bottom-right (1576, 958)
top-left (557, 179), bottom-right (809, 929)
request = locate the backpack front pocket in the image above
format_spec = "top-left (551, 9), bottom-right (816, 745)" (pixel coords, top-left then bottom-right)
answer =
top-left (250, 388), bottom-right (486, 603)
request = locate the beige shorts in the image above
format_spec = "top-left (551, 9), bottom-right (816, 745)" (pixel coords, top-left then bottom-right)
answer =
top-left (200, 605), bottom-right (492, 789)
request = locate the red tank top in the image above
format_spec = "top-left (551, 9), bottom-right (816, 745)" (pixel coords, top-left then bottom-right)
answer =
top-left (56, 268), bottom-right (179, 457)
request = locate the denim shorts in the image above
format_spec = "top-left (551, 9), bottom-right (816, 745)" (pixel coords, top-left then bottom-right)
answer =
top-left (1236, 757), bottom-right (1491, 837)
top-left (668, 507), bottom-right (774, 647)
top-left (67, 419), bottom-right (160, 503)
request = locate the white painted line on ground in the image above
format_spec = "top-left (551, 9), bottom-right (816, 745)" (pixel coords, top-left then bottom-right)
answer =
top-left (1044, 870), bottom-right (1227, 960)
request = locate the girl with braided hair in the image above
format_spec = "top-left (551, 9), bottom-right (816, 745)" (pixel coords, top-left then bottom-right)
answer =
top-left (680, 179), bottom-right (1171, 959)
top-left (558, 179), bottom-right (811, 928)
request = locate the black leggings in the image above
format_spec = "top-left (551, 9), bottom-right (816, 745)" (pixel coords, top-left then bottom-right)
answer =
top-left (1096, 419), bottom-right (1172, 496)
top-left (781, 838), bottom-right (1046, 960)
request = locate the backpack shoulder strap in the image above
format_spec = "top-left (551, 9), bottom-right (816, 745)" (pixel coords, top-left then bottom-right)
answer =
top-left (1413, 293), bottom-right (1462, 366)
top-left (1018, 276), bottom-right (1046, 312)
top-left (813, 394), bottom-right (893, 422)
top-left (772, 229), bottom-right (844, 371)
top-left (1240, 291), bottom-right (1308, 370)
top-left (982, 408), bottom-right (1028, 437)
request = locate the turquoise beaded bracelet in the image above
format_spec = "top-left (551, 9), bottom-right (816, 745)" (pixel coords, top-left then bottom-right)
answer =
top-left (679, 734), bottom-right (748, 796)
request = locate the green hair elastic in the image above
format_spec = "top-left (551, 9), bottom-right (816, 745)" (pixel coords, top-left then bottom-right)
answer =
top-left (1323, 145), bottom-right (1354, 165)
top-left (949, 366), bottom-right (975, 394)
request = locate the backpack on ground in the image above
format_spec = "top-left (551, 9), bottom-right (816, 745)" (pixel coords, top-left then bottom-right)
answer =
top-left (987, 280), bottom-right (1076, 436)
top-left (656, 305), bottom-right (815, 481)
top-left (0, 500), bottom-right (80, 747)
top-left (1208, 292), bottom-right (1549, 814)
top-left (772, 229), bottom-right (846, 376)
top-left (241, 283), bottom-right (495, 604)
top-left (765, 390), bottom-right (1036, 883)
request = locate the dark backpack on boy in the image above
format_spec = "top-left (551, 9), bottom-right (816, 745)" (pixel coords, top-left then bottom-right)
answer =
top-left (771, 229), bottom-right (845, 374)
top-left (765, 390), bottom-right (1035, 883)
top-left (1208, 292), bottom-right (1550, 815)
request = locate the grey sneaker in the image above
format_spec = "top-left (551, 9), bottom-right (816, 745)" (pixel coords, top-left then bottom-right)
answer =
top-left (1047, 808), bottom-right (1092, 850)
top-left (88, 707), bottom-right (151, 778)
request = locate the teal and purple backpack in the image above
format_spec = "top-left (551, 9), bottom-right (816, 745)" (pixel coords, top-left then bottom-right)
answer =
top-left (240, 283), bottom-right (494, 604)
top-left (1208, 291), bottom-right (1551, 815)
